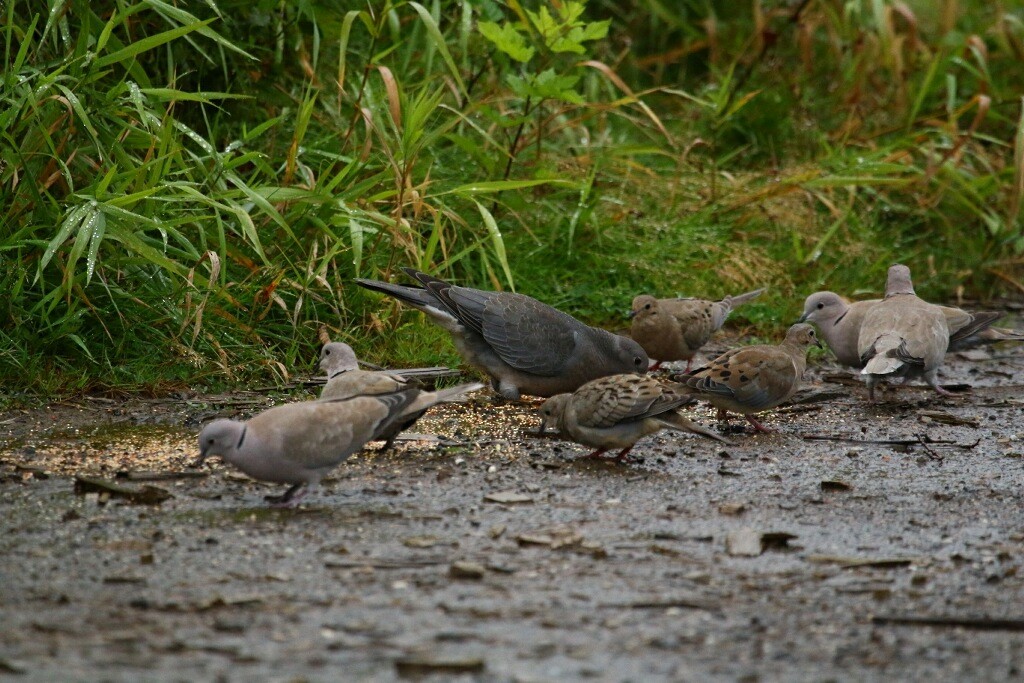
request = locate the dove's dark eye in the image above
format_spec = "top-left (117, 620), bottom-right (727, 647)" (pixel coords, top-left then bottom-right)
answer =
top-left (816, 302), bottom-right (824, 310)
top-left (634, 356), bottom-right (644, 367)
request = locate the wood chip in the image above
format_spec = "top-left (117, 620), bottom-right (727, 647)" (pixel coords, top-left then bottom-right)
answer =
top-left (917, 410), bottom-right (980, 428)
top-left (726, 529), bottom-right (797, 556)
top-left (325, 557), bottom-right (447, 570)
top-left (599, 596), bottom-right (718, 611)
top-left (483, 490), bottom-right (533, 504)
top-left (73, 476), bottom-right (173, 505)
top-left (873, 615), bottom-right (1024, 631)
top-left (117, 470), bottom-right (208, 481)
top-left (718, 502), bottom-right (746, 515)
top-left (395, 656), bottom-right (485, 677)
top-left (449, 561), bottom-right (486, 580)
top-left (806, 555), bottom-right (920, 568)
top-left (726, 528), bottom-right (763, 556)
top-left (402, 535), bottom-right (441, 548)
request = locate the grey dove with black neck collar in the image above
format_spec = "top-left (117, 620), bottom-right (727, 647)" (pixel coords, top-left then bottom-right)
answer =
top-left (197, 379), bottom-right (482, 505)
top-left (857, 264), bottom-right (950, 401)
top-left (319, 341), bottom-right (423, 450)
top-left (799, 292), bottom-right (1016, 368)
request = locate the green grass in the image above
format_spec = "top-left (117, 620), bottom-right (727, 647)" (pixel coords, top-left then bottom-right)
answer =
top-left (1, 0), bottom-right (1023, 400)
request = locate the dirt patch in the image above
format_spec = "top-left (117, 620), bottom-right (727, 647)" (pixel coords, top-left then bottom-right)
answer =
top-left (2, 335), bottom-right (1024, 681)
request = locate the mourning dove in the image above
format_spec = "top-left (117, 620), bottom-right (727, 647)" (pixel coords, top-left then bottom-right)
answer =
top-left (629, 288), bottom-right (764, 371)
top-left (798, 292), bottom-right (1017, 367)
top-left (356, 268), bottom-right (649, 400)
top-left (197, 382), bottom-right (484, 506)
top-left (318, 341), bottom-right (419, 451)
top-left (538, 374), bottom-right (729, 461)
top-left (857, 265), bottom-right (950, 401)
top-left (672, 323), bottom-right (822, 432)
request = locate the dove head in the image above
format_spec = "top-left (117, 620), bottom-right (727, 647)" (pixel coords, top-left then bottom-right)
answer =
top-left (612, 334), bottom-right (650, 375)
top-left (628, 295), bottom-right (660, 320)
top-left (538, 394), bottom-right (571, 434)
top-left (784, 323), bottom-right (823, 351)
top-left (885, 264), bottom-right (915, 297)
top-left (197, 419), bottom-right (246, 465)
top-left (319, 342), bottom-right (359, 375)
top-left (797, 292), bottom-right (847, 326)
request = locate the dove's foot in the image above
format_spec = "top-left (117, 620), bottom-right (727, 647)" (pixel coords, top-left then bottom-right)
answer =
top-left (265, 483), bottom-right (307, 507)
top-left (745, 415), bottom-right (775, 433)
top-left (613, 447), bottom-right (635, 462)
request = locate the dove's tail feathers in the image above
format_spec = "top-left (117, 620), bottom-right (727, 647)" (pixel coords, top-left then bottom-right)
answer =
top-left (723, 288), bottom-right (765, 310)
top-left (429, 381), bottom-right (486, 404)
top-left (405, 381), bottom-right (485, 416)
top-left (984, 327), bottom-right (1024, 343)
top-left (861, 353), bottom-right (905, 376)
top-left (712, 288), bottom-right (765, 329)
top-left (655, 411), bottom-right (731, 444)
top-left (354, 277), bottom-right (436, 310)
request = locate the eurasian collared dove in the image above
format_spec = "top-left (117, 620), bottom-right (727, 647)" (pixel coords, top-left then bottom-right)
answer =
top-left (672, 323), bottom-right (822, 432)
top-left (857, 265), bottom-right (950, 401)
top-left (355, 268), bottom-right (649, 400)
top-left (197, 382), bottom-right (483, 505)
top-left (538, 374), bottom-right (729, 461)
top-left (319, 341), bottom-right (423, 451)
top-left (629, 288), bottom-right (764, 372)
top-left (798, 291), bottom-right (1018, 367)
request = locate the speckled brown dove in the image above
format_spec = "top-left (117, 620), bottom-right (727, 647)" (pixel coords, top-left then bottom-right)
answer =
top-left (197, 381), bottom-right (483, 506)
top-left (672, 323), bottom-right (822, 432)
top-left (356, 268), bottom-right (649, 400)
top-left (538, 374), bottom-right (729, 461)
top-left (629, 288), bottom-right (764, 371)
top-left (798, 291), bottom-right (1016, 367)
top-left (318, 341), bottom-right (421, 451)
top-left (857, 265), bottom-right (950, 401)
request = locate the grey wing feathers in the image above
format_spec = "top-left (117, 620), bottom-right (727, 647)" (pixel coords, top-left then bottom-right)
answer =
top-left (477, 293), bottom-right (580, 375)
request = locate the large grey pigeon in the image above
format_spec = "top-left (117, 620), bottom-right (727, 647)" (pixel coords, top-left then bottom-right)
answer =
top-left (857, 264), bottom-right (950, 401)
top-left (629, 287), bottom-right (764, 371)
top-left (355, 268), bottom-right (649, 400)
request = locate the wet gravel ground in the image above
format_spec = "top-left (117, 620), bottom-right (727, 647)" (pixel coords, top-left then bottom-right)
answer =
top-left (2, 329), bottom-right (1024, 682)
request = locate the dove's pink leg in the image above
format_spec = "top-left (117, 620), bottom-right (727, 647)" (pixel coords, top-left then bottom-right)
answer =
top-left (649, 361), bottom-right (663, 371)
top-left (745, 415), bottom-right (775, 433)
top-left (614, 447), bottom-right (635, 462)
top-left (925, 371), bottom-right (954, 397)
top-left (582, 448), bottom-right (609, 459)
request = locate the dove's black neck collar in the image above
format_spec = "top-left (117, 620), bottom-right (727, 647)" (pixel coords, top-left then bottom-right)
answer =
top-left (328, 368), bottom-right (353, 380)
top-left (833, 310), bottom-right (848, 327)
top-left (236, 425), bottom-right (248, 449)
